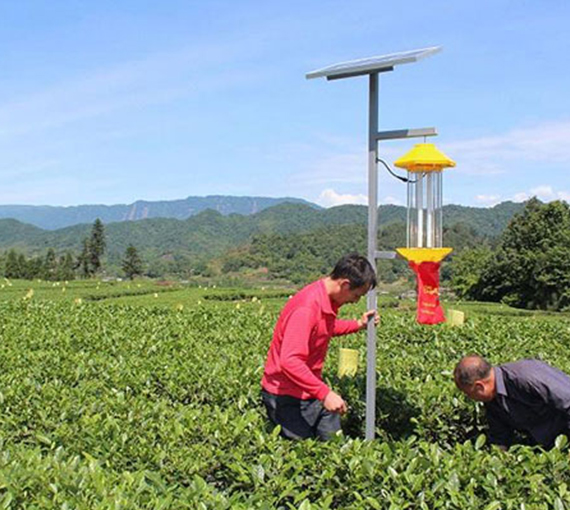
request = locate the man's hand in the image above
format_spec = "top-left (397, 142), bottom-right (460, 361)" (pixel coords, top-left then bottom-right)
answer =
top-left (357, 310), bottom-right (379, 330)
top-left (323, 391), bottom-right (348, 414)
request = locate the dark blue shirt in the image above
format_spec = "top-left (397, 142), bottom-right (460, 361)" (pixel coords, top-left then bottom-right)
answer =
top-left (485, 359), bottom-right (570, 448)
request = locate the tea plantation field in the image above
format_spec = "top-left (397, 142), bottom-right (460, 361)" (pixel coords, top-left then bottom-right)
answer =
top-left (1, 279), bottom-right (570, 508)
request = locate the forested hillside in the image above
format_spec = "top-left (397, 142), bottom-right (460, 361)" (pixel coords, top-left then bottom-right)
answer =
top-left (0, 202), bottom-right (518, 260)
top-left (0, 201), bottom-right (521, 281)
top-left (218, 221), bottom-right (487, 284)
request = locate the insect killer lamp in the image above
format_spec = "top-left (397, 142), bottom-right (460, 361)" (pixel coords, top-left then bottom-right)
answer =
top-left (394, 143), bottom-right (456, 324)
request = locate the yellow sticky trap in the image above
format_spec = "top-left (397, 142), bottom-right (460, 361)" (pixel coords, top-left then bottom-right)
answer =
top-left (338, 348), bottom-right (359, 377)
top-left (448, 309), bottom-right (465, 327)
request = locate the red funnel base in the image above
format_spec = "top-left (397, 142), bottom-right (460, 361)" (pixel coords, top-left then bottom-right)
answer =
top-left (409, 261), bottom-right (446, 325)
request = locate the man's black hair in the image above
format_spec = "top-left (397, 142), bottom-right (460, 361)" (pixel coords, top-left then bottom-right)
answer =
top-left (454, 355), bottom-right (493, 387)
top-left (330, 253), bottom-right (377, 289)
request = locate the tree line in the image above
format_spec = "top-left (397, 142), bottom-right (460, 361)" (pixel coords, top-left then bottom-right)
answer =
top-left (449, 198), bottom-right (570, 311)
top-left (0, 219), bottom-right (144, 281)
top-left (216, 199), bottom-right (569, 311)
top-left (1, 201), bottom-right (568, 311)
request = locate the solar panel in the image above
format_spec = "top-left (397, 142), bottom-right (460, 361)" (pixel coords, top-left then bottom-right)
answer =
top-left (306, 46), bottom-right (441, 80)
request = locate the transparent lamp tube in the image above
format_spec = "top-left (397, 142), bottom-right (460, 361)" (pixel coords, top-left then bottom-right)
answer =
top-left (405, 169), bottom-right (445, 249)
top-left (434, 171), bottom-right (443, 247)
top-left (416, 173), bottom-right (424, 248)
top-left (426, 172), bottom-right (434, 248)
top-left (407, 172), bottom-right (413, 248)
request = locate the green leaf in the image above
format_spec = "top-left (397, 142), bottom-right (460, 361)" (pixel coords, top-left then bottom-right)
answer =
top-left (554, 435), bottom-right (568, 450)
top-left (1, 492), bottom-right (13, 510)
top-left (475, 434), bottom-right (486, 450)
top-left (35, 433), bottom-right (52, 447)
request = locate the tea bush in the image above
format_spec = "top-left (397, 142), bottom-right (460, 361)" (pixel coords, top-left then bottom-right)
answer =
top-left (0, 299), bottom-right (569, 508)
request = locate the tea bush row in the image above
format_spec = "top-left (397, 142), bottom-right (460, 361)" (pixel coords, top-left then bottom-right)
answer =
top-left (0, 300), bottom-right (569, 508)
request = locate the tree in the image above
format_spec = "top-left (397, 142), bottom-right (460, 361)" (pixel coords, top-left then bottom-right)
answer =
top-left (57, 252), bottom-right (76, 281)
top-left (122, 245), bottom-right (143, 280)
top-left (44, 248), bottom-right (57, 280)
top-left (449, 246), bottom-right (494, 298)
top-left (4, 249), bottom-right (22, 279)
top-left (88, 219), bottom-right (106, 274)
top-left (77, 238), bottom-right (93, 278)
top-left (25, 256), bottom-right (44, 280)
top-left (472, 199), bottom-right (570, 310)
top-left (76, 219), bottom-right (107, 278)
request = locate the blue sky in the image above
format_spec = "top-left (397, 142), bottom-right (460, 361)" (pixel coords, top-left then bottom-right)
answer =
top-left (0, 0), bottom-right (569, 208)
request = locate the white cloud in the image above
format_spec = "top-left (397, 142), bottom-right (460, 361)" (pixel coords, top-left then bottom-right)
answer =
top-left (382, 196), bottom-right (404, 206)
top-left (475, 194), bottom-right (502, 205)
top-left (530, 185), bottom-right (556, 201)
top-left (511, 185), bottom-right (570, 203)
top-left (317, 189), bottom-right (367, 207)
top-left (513, 192), bottom-right (529, 202)
top-left (444, 120), bottom-right (570, 177)
top-left (316, 189), bottom-right (405, 208)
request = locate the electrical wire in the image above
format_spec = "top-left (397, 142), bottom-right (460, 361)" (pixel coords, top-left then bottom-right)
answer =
top-left (376, 158), bottom-right (416, 183)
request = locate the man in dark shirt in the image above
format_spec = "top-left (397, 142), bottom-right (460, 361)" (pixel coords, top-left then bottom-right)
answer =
top-left (454, 355), bottom-right (570, 449)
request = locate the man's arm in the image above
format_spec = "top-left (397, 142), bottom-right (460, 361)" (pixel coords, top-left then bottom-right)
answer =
top-left (322, 390), bottom-right (348, 414)
top-left (486, 405), bottom-right (514, 449)
top-left (333, 310), bottom-right (379, 336)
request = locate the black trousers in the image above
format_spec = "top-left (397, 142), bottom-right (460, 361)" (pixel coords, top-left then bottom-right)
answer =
top-left (261, 390), bottom-right (341, 440)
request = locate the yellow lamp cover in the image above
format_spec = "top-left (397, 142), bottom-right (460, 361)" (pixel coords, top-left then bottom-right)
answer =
top-left (394, 143), bottom-right (456, 173)
top-left (396, 247), bottom-right (453, 263)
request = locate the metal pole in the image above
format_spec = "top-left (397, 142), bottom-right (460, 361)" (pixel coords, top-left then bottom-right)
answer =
top-left (426, 172), bottom-right (433, 248)
top-left (438, 171), bottom-right (443, 247)
top-left (406, 174), bottom-right (412, 248)
top-left (416, 173), bottom-right (424, 248)
top-left (366, 73), bottom-right (379, 441)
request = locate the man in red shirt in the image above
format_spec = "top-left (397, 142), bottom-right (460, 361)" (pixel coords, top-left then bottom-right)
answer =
top-left (261, 253), bottom-right (379, 440)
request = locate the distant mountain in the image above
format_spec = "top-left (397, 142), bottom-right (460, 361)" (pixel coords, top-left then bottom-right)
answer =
top-left (0, 219), bottom-right (43, 246)
top-left (0, 201), bottom-right (525, 267)
top-left (442, 201), bottom-right (524, 237)
top-left (0, 195), bottom-right (318, 230)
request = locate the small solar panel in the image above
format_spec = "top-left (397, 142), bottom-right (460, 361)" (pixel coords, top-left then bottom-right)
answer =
top-left (306, 46), bottom-right (441, 80)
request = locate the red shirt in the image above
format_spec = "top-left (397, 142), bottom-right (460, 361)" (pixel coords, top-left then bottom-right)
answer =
top-left (261, 279), bottom-right (360, 400)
